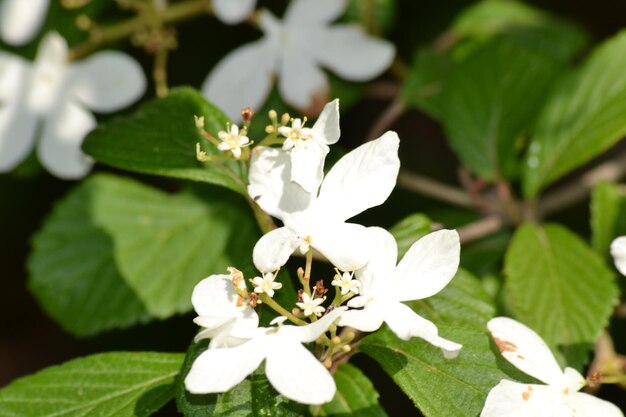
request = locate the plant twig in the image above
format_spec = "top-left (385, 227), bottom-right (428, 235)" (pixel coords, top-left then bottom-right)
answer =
top-left (457, 215), bottom-right (504, 244)
top-left (398, 169), bottom-right (474, 208)
top-left (539, 149), bottom-right (626, 218)
top-left (367, 100), bottom-right (405, 140)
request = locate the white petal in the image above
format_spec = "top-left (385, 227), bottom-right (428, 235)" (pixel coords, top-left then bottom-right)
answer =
top-left (252, 227), bottom-right (301, 273)
top-left (70, 52), bottom-right (146, 113)
top-left (316, 131), bottom-right (400, 222)
top-left (265, 338), bottom-right (336, 404)
top-left (355, 227), bottom-right (397, 296)
top-left (611, 236), bottom-right (626, 276)
top-left (248, 146), bottom-right (314, 222)
top-left (37, 100), bottom-right (95, 179)
top-left (0, 0), bottom-right (49, 46)
top-left (202, 40), bottom-right (276, 121)
top-left (284, 0), bottom-right (347, 26)
top-left (313, 25), bottom-right (395, 81)
top-left (282, 307), bottom-right (346, 343)
top-left (311, 99), bottom-right (340, 145)
top-left (278, 44), bottom-right (329, 111)
top-left (191, 274), bottom-right (235, 316)
top-left (184, 336), bottom-right (266, 394)
top-left (312, 223), bottom-right (373, 271)
top-left (27, 32), bottom-right (69, 115)
top-left (384, 302), bottom-right (462, 359)
top-left (480, 380), bottom-right (565, 417)
top-left (0, 103), bottom-right (37, 172)
top-left (213, 0), bottom-right (256, 24)
top-left (571, 392), bottom-right (624, 417)
top-left (289, 139), bottom-right (329, 193)
top-left (337, 302), bottom-right (385, 332)
top-left (487, 317), bottom-right (565, 386)
top-left (391, 229), bottom-right (460, 302)
top-left (0, 52), bottom-right (29, 101)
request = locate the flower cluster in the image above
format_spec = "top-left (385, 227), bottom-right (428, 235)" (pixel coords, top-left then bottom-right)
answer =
top-left (185, 99), bottom-right (462, 404)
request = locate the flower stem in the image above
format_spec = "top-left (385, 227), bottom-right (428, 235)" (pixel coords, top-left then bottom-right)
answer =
top-left (303, 250), bottom-right (313, 296)
top-left (70, 0), bottom-right (211, 60)
top-left (259, 294), bottom-right (306, 325)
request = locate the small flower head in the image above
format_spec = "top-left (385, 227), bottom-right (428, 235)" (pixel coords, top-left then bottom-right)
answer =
top-left (331, 271), bottom-right (361, 296)
top-left (279, 117), bottom-right (314, 151)
top-left (217, 123), bottom-right (251, 159)
top-left (194, 115), bottom-right (205, 129)
top-left (296, 292), bottom-right (326, 317)
top-left (250, 272), bottom-right (282, 298)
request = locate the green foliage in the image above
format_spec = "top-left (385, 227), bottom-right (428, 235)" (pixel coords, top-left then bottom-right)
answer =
top-left (360, 270), bottom-right (518, 417)
top-left (345, 0), bottom-right (396, 33)
top-left (389, 213), bottom-right (432, 259)
top-left (441, 38), bottom-right (563, 180)
top-left (176, 340), bottom-right (307, 417)
top-left (316, 363), bottom-right (387, 417)
top-left (591, 181), bottom-right (626, 257)
top-left (29, 174), bottom-right (259, 335)
top-left (0, 352), bottom-right (183, 417)
top-left (449, 0), bottom-right (588, 61)
top-left (523, 31), bottom-right (626, 196)
top-left (504, 223), bottom-right (619, 357)
top-left (82, 87), bottom-right (248, 195)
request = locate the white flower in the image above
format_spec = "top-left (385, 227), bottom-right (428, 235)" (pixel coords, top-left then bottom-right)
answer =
top-left (202, 0), bottom-right (395, 120)
top-left (0, 32), bottom-right (146, 178)
top-left (250, 272), bottom-right (282, 297)
top-left (338, 227), bottom-right (462, 359)
top-left (279, 99), bottom-right (340, 192)
top-left (0, 0), bottom-right (49, 46)
top-left (216, 123), bottom-right (250, 159)
top-left (213, 0), bottom-right (256, 25)
top-left (296, 292), bottom-right (326, 317)
top-left (611, 236), bottom-right (626, 276)
top-left (481, 317), bottom-right (624, 417)
top-left (331, 271), bottom-right (361, 295)
top-left (185, 307), bottom-right (345, 404)
top-left (248, 131), bottom-right (400, 273)
top-left (191, 273), bottom-right (259, 348)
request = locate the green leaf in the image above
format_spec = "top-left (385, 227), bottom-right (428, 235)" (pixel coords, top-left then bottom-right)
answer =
top-left (591, 181), bottom-right (624, 257)
top-left (82, 87), bottom-right (247, 195)
top-left (523, 31), bottom-right (626, 197)
top-left (0, 352), bottom-right (183, 417)
top-left (176, 340), bottom-right (308, 417)
top-left (345, 0), bottom-right (396, 33)
top-left (316, 363), bottom-right (388, 417)
top-left (389, 213), bottom-right (432, 259)
top-left (401, 48), bottom-right (452, 120)
top-left (442, 38), bottom-right (563, 180)
top-left (449, 0), bottom-right (588, 61)
top-left (29, 174), bottom-right (259, 334)
top-left (360, 271), bottom-right (520, 417)
top-left (504, 223), bottom-right (619, 352)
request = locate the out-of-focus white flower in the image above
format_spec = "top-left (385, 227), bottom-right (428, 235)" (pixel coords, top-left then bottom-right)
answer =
top-left (203, 0), bottom-right (395, 120)
top-left (0, 32), bottom-right (146, 178)
top-left (192, 272), bottom-right (259, 348)
top-left (611, 236), bottom-right (626, 276)
top-left (213, 0), bottom-right (256, 25)
top-left (250, 272), bottom-right (282, 298)
top-left (481, 317), bottom-right (624, 417)
top-left (331, 271), bottom-right (361, 296)
top-left (185, 307), bottom-right (345, 404)
top-left (248, 131), bottom-right (400, 273)
top-left (216, 123), bottom-right (250, 159)
top-left (279, 99), bottom-right (339, 192)
top-left (0, 0), bottom-right (50, 46)
top-left (296, 292), bottom-right (325, 317)
top-left (338, 227), bottom-right (462, 358)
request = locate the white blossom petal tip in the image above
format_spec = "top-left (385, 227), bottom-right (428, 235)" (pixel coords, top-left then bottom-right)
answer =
top-left (611, 236), bottom-right (626, 276)
top-left (481, 317), bottom-right (624, 417)
top-left (213, 0), bottom-right (257, 25)
top-left (0, 0), bottom-right (50, 46)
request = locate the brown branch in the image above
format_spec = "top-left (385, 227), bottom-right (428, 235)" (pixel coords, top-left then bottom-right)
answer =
top-left (398, 169), bottom-right (474, 208)
top-left (457, 215), bottom-right (504, 244)
top-left (539, 149), bottom-right (626, 218)
top-left (367, 100), bottom-right (405, 141)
